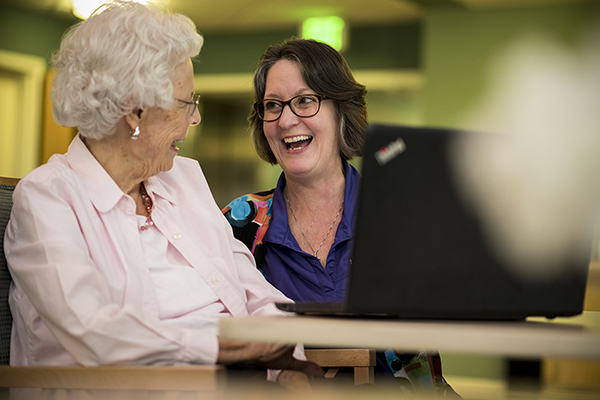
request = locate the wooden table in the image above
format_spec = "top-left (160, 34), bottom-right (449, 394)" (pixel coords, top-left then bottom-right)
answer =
top-left (219, 311), bottom-right (600, 360)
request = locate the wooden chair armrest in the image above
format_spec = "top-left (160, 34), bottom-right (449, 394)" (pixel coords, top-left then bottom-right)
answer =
top-left (304, 349), bottom-right (376, 367)
top-left (304, 349), bottom-right (376, 385)
top-left (0, 177), bottom-right (20, 186)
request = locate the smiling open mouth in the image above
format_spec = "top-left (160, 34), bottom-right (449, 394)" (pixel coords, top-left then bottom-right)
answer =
top-left (283, 135), bottom-right (313, 151)
top-left (171, 138), bottom-right (186, 150)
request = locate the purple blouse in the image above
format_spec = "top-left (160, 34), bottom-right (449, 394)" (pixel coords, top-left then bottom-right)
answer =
top-left (261, 160), bottom-right (360, 302)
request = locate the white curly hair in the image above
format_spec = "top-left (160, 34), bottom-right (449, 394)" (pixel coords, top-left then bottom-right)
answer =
top-left (51, 0), bottom-right (204, 139)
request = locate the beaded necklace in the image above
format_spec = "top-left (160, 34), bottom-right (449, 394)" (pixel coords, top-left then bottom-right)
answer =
top-left (138, 182), bottom-right (154, 231)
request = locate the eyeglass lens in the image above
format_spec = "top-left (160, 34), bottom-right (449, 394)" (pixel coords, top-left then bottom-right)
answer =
top-left (259, 94), bottom-right (322, 122)
top-left (188, 94), bottom-right (200, 117)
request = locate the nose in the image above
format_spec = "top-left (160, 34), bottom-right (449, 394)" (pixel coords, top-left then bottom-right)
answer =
top-left (190, 106), bottom-right (201, 126)
top-left (277, 103), bottom-right (299, 128)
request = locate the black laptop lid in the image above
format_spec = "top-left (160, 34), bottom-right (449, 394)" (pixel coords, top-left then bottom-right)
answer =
top-left (345, 124), bottom-right (590, 320)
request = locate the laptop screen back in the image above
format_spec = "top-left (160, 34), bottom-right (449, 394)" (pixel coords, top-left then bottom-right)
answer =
top-left (345, 124), bottom-right (590, 320)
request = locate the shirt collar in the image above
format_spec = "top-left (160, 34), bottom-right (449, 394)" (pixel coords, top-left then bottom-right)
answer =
top-left (338, 159), bottom-right (361, 240)
top-left (66, 135), bottom-right (126, 213)
top-left (146, 174), bottom-right (176, 205)
top-left (65, 135), bottom-right (176, 213)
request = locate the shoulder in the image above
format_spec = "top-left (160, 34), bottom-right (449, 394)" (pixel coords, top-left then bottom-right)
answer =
top-left (155, 156), bottom-right (208, 194)
top-left (164, 156), bottom-right (203, 181)
top-left (222, 189), bottom-right (276, 259)
top-left (222, 189), bottom-right (275, 228)
top-left (23, 154), bottom-right (71, 182)
top-left (15, 155), bottom-right (79, 198)
top-left (151, 156), bottom-right (226, 216)
top-left (9, 157), bottom-right (93, 237)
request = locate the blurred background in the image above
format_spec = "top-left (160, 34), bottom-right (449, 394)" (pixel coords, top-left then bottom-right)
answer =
top-left (1, 0), bottom-right (599, 398)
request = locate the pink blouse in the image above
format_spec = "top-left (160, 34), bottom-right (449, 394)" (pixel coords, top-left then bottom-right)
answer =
top-left (5, 135), bottom-right (294, 368)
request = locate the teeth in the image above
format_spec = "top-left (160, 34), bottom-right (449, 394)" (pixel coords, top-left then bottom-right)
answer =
top-left (283, 135), bottom-right (311, 144)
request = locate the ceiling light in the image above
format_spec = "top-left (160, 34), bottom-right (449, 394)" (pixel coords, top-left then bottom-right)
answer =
top-left (302, 16), bottom-right (347, 52)
top-left (72, 0), bottom-right (151, 20)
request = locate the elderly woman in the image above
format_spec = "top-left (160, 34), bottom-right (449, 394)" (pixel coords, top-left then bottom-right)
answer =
top-left (4, 1), bottom-right (320, 386)
top-left (223, 38), bottom-right (459, 396)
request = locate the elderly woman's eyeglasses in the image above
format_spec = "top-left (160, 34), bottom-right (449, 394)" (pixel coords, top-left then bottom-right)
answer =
top-left (254, 94), bottom-right (328, 122)
top-left (176, 93), bottom-right (201, 117)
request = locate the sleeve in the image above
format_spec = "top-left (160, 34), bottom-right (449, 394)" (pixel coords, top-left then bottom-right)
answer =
top-left (227, 224), bottom-right (294, 313)
top-left (6, 178), bottom-right (217, 366)
top-left (224, 220), bottom-right (306, 382)
top-left (190, 173), bottom-right (305, 378)
top-left (222, 190), bottom-right (274, 268)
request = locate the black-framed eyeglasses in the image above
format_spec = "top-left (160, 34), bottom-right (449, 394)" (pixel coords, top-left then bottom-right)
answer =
top-left (176, 93), bottom-right (201, 117)
top-left (254, 94), bottom-right (328, 122)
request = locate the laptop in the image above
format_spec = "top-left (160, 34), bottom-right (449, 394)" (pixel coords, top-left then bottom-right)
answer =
top-left (277, 124), bottom-right (591, 320)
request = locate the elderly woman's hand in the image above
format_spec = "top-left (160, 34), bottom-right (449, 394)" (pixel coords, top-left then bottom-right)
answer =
top-left (217, 338), bottom-right (323, 377)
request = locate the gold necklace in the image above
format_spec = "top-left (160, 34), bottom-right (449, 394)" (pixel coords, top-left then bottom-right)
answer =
top-left (138, 182), bottom-right (154, 231)
top-left (285, 194), bottom-right (343, 260)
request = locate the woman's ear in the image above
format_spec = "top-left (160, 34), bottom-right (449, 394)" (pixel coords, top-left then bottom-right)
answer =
top-left (124, 109), bottom-right (144, 130)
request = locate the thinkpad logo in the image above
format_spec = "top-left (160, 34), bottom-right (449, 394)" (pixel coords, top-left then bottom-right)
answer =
top-left (375, 138), bottom-right (406, 166)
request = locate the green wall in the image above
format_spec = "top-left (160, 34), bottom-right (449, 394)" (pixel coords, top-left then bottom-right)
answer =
top-left (0, 5), bottom-right (77, 64)
top-left (195, 23), bottom-right (421, 74)
top-left (422, 2), bottom-right (599, 129)
top-left (195, 30), bottom-right (296, 74)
